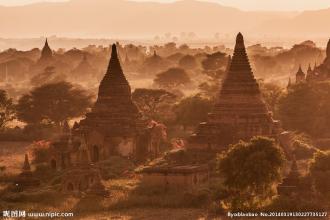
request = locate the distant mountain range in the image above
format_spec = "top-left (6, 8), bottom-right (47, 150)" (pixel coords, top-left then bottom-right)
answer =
top-left (0, 0), bottom-right (329, 38)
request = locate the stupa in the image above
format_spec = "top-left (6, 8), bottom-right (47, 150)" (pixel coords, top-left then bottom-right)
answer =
top-left (189, 33), bottom-right (280, 151)
top-left (39, 38), bottom-right (53, 62)
top-left (295, 65), bottom-right (306, 83)
top-left (300, 38), bottom-right (330, 82)
top-left (72, 44), bottom-right (140, 161)
top-left (14, 154), bottom-right (40, 191)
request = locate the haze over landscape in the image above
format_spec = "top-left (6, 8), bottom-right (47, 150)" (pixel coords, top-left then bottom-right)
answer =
top-left (1, 1), bottom-right (330, 219)
top-left (0, 0), bottom-right (329, 41)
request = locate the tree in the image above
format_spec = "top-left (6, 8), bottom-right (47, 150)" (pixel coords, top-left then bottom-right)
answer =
top-left (309, 151), bottom-right (330, 199)
top-left (154, 68), bottom-right (191, 89)
top-left (173, 95), bottom-right (212, 130)
top-left (30, 66), bottom-right (65, 87)
top-left (218, 136), bottom-right (285, 209)
top-left (199, 53), bottom-right (229, 100)
top-left (278, 82), bottom-right (330, 137)
top-left (132, 88), bottom-right (176, 120)
top-left (179, 55), bottom-right (197, 70)
top-left (259, 81), bottom-right (285, 115)
top-left (0, 90), bottom-right (15, 130)
top-left (198, 81), bottom-right (220, 100)
top-left (16, 81), bottom-right (92, 127)
top-left (201, 52), bottom-right (228, 79)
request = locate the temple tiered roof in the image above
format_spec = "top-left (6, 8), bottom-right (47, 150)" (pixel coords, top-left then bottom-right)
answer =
top-left (189, 33), bottom-right (279, 150)
top-left (97, 44), bottom-right (131, 103)
top-left (212, 33), bottom-right (267, 116)
top-left (78, 44), bottom-right (139, 137)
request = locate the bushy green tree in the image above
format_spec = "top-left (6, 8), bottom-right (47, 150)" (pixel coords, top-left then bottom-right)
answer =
top-left (218, 136), bottom-right (285, 209)
top-left (132, 88), bottom-right (176, 121)
top-left (178, 55), bottom-right (197, 70)
top-left (259, 81), bottom-right (285, 115)
top-left (173, 95), bottom-right (212, 130)
top-left (154, 67), bottom-right (191, 89)
top-left (16, 81), bottom-right (92, 127)
top-left (199, 53), bottom-right (229, 100)
top-left (278, 82), bottom-right (330, 137)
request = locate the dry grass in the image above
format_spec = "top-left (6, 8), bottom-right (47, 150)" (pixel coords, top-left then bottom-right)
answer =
top-left (0, 142), bottom-right (213, 219)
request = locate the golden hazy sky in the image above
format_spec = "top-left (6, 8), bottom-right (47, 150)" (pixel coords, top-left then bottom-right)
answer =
top-left (1, 0), bottom-right (330, 11)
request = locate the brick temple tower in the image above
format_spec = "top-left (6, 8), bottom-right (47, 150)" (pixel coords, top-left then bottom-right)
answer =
top-left (73, 44), bottom-right (140, 161)
top-left (189, 33), bottom-right (280, 150)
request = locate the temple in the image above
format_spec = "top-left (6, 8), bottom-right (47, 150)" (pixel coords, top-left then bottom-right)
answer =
top-left (139, 33), bottom-right (280, 189)
top-left (295, 65), bottom-right (306, 83)
top-left (39, 38), bottom-right (53, 62)
top-left (14, 154), bottom-right (40, 191)
top-left (71, 44), bottom-right (140, 161)
top-left (189, 33), bottom-right (280, 150)
top-left (70, 54), bottom-right (97, 81)
top-left (292, 38), bottom-right (330, 83)
top-left (48, 44), bottom-right (165, 172)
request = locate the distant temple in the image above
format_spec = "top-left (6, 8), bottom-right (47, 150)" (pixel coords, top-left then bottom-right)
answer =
top-left (70, 53), bottom-right (97, 80)
top-left (14, 154), bottom-right (40, 191)
top-left (72, 44), bottom-right (140, 160)
top-left (292, 38), bottom-right (330, 84)
top-left (295, 65), bottom-right (306, 84)
top-left (39, 38), bottom-right (53, 62)
top-left (189, 33), bottom-right (280, 150)
top-left (48, 44), bottom-right (166, 172)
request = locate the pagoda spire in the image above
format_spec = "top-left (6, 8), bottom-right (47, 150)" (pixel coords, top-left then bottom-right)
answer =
top-left (22, 154), bottom-right (31, 172)
top-left (106, 44), bottom-right (126, 79)
top-left (96, 44), bottom-right (132, 103)
top-left (307, 63), bottom-right (312, 72)
top-left (220, 32), bottom-right (260, 96)
top-left (40, 38), bottom-right (53, 60)
top-left (296, 65), bottom-right (305, 83)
